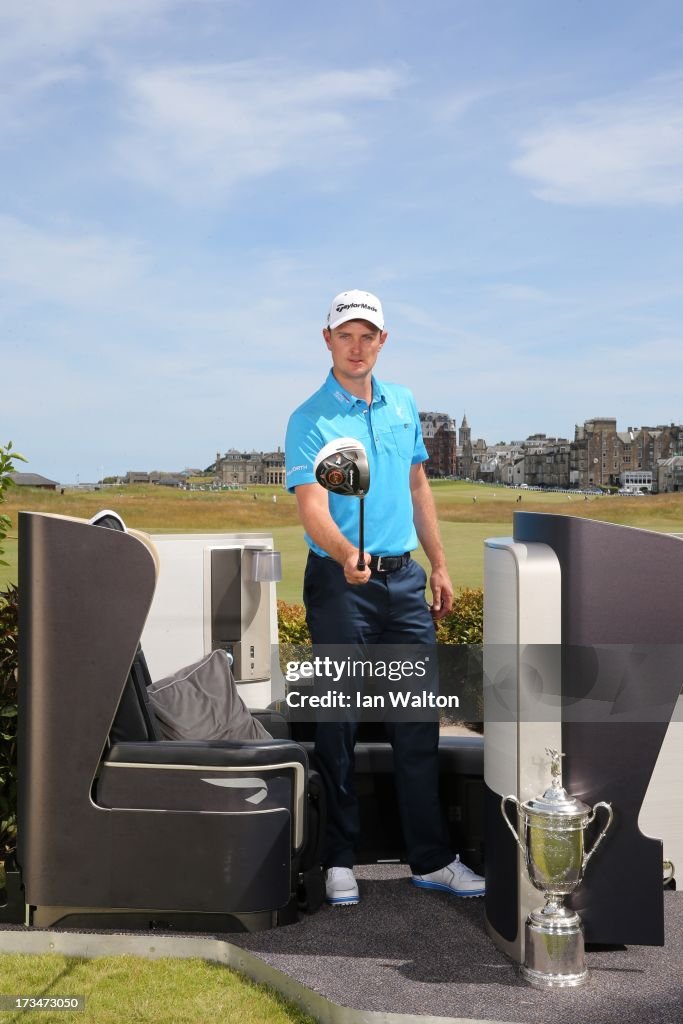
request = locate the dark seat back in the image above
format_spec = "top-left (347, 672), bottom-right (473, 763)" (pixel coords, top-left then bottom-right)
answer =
top-left (109, 649), bottom-right (161, 743)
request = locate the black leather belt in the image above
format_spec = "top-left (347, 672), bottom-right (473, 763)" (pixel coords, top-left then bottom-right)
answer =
top-left (368, 553), bottom-right (411, 573)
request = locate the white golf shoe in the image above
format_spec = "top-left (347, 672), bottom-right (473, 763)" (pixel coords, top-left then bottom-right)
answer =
top-left (411, 856), bottom-right (485, 898)
top-left (325, 867), bottom-right (360, 906)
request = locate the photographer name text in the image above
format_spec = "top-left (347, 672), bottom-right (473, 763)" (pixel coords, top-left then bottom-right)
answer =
top-left (285, 690), bottom-right (459, 709)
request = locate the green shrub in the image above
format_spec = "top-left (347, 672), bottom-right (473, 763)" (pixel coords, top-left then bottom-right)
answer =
top-left (435, 587), bottom-right (483, 645)
top-left (277, 600), bottom-right (310, 672)
top-left (0, 441), bottom-right (26, 566)
top-left (277, 589), bottom-right (484, 647)
top-left (277, 600), bottom-right (310, 645)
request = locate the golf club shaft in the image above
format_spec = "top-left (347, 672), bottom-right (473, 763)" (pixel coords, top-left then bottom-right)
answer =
top-left (357, 495), bottom-right (365, 570)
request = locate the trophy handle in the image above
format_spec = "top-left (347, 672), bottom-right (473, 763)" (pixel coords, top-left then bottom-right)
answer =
top-left (501, 795), bottom-right (526, 856)
top-left (583, 800), bottom-right (613, 869)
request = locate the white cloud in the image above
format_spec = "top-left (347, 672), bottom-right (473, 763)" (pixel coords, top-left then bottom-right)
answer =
top-left (114, 62), bottom-right (405, 200)
top-left (0, 0), bottom-right (182, 64)
top-left (0, 216), bottom-right (148, 306)
top-left (512, 75), bottom-right (683, 206)
top-left (431, 86), bottom-right (502, 125)
top-left (0, 65), bottom-right (88, 137)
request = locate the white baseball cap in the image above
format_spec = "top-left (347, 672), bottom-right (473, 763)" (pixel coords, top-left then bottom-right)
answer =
top-left (326, 289), bottom-right (384, 331)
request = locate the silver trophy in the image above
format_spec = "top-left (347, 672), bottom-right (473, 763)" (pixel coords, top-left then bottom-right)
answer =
top-left (501, 749), bottom-right (613, 988)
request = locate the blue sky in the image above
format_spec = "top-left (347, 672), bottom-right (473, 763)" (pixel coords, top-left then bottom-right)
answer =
top-left (2, 0), bottom-right (683, 482)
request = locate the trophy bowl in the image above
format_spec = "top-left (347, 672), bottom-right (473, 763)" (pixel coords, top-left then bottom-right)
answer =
top-left (501, 749), bottom-right (613, 988)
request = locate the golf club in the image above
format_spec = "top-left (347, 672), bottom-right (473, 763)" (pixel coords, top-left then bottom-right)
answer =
top-left (313, 437), bottom-right (370, 570)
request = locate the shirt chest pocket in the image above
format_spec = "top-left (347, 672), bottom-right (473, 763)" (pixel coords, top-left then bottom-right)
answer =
top-left (381, 422), bottom-right (414, 461)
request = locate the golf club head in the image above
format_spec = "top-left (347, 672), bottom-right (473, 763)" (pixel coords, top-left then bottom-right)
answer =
top-left (314, 436), bottom-right (370, 496)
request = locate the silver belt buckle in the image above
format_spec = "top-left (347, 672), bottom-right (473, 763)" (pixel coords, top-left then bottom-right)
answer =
top-left (375, 555), bottom-right (387, 572)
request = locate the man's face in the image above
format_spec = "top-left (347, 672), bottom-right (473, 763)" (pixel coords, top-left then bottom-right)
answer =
top-left (323, 319), bottom-right (387, 387)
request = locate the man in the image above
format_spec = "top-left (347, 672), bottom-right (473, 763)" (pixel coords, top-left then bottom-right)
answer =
top-left (285, 289), bottom-right (485, 906)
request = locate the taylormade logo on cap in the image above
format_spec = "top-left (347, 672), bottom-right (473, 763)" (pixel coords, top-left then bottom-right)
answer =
top-left (336, 301), bottom-right (378, 314)
top-left (327, 289), bottom-right (384, 331)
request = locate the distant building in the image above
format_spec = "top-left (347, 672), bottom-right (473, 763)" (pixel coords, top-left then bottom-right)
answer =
top-left (479, 440), bottom-right (527, 484)
top-left (458, 414), bottom-right (473, 478)
top-left (123, 470), bottom-right (189, 486)
top-left (570, 417), bottom-right (619, 488)
top-left (656, 456), bottom-right (683, 493)
top-left (568, 419), bottom-right (683, 489)
top-left (621, 470), bottom-right (653, 492)
top-left (10, 473), bottom-right (58, 490)
top-left (419, 412), bottom-right (457, 477)
top-left (524, 438), bottom-right (571, 488)
top-left (419, 413), bottom-right (683, 490)
top-left (212, 448), bottom-right (286, 487)
top-left (511, 457), bottom-right (526, 487)
top-left (471, 437), bottom-right (487, 475)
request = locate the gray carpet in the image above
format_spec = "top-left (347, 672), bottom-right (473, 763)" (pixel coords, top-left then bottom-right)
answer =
top-left (231, 865), bottom-right (683, 1024)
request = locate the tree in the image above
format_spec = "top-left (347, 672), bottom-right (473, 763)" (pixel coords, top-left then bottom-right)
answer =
top-left (0, 441), bottom-right (26, 565)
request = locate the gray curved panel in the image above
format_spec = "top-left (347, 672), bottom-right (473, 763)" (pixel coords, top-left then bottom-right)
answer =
top-left (18, 513), bottom-right (157, 906)
top-left (513, 512), bottom-right (683, 945)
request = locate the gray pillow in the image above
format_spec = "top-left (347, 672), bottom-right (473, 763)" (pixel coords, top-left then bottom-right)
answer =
top-left (148, 649), bottom-right (270, 742)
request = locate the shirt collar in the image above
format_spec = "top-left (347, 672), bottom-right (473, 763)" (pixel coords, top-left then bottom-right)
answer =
top-left (324, 370), bottom-right (387, 409)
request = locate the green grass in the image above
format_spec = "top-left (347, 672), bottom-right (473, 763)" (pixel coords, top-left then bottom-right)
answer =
top-left (0, 954), bottom-right (315, 1024)
top-left (269, 526), bottom-right (310, 604)
top-left (2, 481), bottom-right (682, 595)
top-left (412, 520), bottom-right (508, 591)
top-left (268, 521), bottom-right (503, 603)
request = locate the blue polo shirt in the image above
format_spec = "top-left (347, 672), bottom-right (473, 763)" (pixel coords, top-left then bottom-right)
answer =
top-left (285, 370), bottom-right (428, 557)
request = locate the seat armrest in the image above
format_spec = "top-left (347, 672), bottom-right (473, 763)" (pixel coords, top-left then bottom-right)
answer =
top-left (252, 709), bottom-right (290, 739)
top-left (102, 740), bottom-right (309, 851)
top-left (106, 739), bottom-right (308, 770)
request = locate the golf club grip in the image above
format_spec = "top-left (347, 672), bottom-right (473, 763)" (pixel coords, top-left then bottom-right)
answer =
top-left (357, 496), bottom-right (365, 569)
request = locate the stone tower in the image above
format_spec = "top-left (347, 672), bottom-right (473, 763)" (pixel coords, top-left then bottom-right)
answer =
top-left (459, 413), bottom-right (473, 478)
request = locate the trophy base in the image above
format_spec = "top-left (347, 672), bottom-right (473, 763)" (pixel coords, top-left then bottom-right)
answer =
top-left (520, 964), bottom-right (588, 989)
top-left (521, 905), bottom-right (588, 988)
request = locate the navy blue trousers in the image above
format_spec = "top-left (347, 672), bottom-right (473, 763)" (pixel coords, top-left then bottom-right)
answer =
top-left (303, 552), bottom-right (452, 875)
